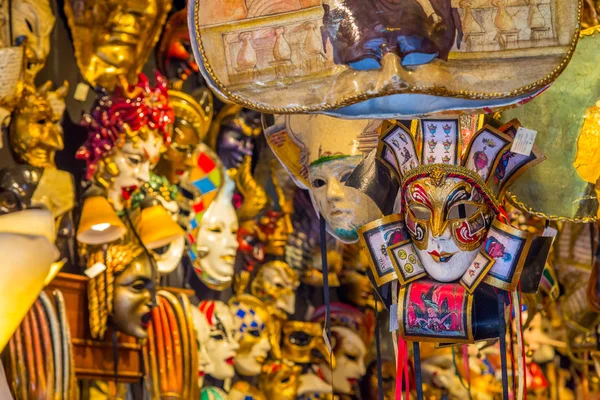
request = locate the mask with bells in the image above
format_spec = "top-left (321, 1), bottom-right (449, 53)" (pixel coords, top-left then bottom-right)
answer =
top-left (86, 240), bottom-right (156, 339)
top-left (197, 300), bottom-right (240, 381)
top-left (228, 294), bottom-right (272, 377)
top-left (63, 0), bottom-right (171, 90)
top-left (155, 89), bottom-right (214, 186)
top-left (310, 303), bottom-right (374, 395)
top-left (76, 73), bottom-right (174, 212)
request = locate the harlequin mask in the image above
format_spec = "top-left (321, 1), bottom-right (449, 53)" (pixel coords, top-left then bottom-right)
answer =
top-left (251, 261), bottom-right (299, 318)
top-left (10, 82), bottom-right (68, 169)
top-left (198, 300), bottom-right (239, 380)
top-left (155, 89), bottom-right (214, 185)
top-left (228, 294), bottom-right (271, 377)
top-left (258, 360), bottom-right (303, 400)
top-left (264, 115), bottom-right (394, 243)
top-left (191, 306), bottom-right (214, 388)
top-left (76, 73), bottom-right (173, 212)
top-left (311, 304), bottom-right (373, 395)
top-left (12, 0), bottom-right (55, 80)
top-left (281, 321), bottom-right (332, 366)
top-left (63, 0), bottom-right (171, 90)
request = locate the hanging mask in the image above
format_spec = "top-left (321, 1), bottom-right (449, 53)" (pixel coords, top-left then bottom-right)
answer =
top-left (155, 89), bottom-right (214, 186)
top-left (63, 0), bottom-right (171, 90)
top-left (76, 73), bottom-right (174, 212)
top-left (183, 150), bottom-right (239, 290)
top-left (251, 261), bottom-right (299, 318)
top-left (189, 0), bottom-right (579, 118)
top-left (197, 300), bottom-right (240, 380)
top-left (228, 294), bottom-right (272, 377)
top-left (264, 114), bottom-right (398, 243)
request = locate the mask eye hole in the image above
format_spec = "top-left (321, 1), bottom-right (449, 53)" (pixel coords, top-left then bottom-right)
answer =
top-left (448, 203), bottom-right (479, 219)
top-left (312, 178), bottom-right (326, 188)
top-left (409, 204), bottom-right (431, 220)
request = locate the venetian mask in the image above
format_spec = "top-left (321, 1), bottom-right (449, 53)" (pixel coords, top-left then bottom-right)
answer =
top-left (281, 321), bottom-right (331, 365)
top-left (251, 261), bottom-right (299, 318)
top-left (10, 82), bottom-right (68, 169)
top-left (340, 244), bottom-right (379, 309)
top-left (192, 176), bottom-right (239, 289)
top-left (191, 306), bottom-right (214, 388)
top-left (155, 89), bottom-right (213, 185)
top-left (63, 0), bottom-right (171, 90)
top-left (264, 115), bottom-right (387, 243)
top-left (76, 73), bottom-right (173, 212)
top-left (198, 300), bottom-right (239, 380)
top-left (404, 173), bottom-right (494, 282)
top-left (156, 9), bottom-right (197, 84)
top-left (259, 360), bottom-right (303, 400)
top-left (208, 106), bottom-right (261, 172)
top-left (86, 241), bottom-right (156, 340)
top-left (311, 304), bottom-right (372, 395)
top-left (11, 0), bottom-right (55, 80)
top-left (362, 360), bottom-right (396, 400)
top-left (228, 294), bottom-right (271, 377)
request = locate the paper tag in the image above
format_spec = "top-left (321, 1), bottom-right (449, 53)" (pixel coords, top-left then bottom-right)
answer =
top-left (542, 226), bottom-right (558, 238)
top-left (389, 303), bottom-right (399, 332)
top-left (74, 82), bottom-right (90, 102)
top-left (322, 328), bottom-right (332, 354)
top-left (511, 127), bottom-right (537, 156)
top-left (84, 262), bottom-right (106, 279)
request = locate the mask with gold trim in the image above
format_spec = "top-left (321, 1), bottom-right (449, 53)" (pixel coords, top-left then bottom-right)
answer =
top-left (155, 89), bottom-right (213, 185)
top-left (251, 261), bottom-right (299, 318)
top-left (258, 360), bottom-right (303, 400)
top-left (63, 0), bottom-right (171, 90)
top-left (10, 81), bottom-right (68, 169)
top-left (76, 73), bottom-right (174, 212)
top-left (228, 294), bottom-right (271, 377)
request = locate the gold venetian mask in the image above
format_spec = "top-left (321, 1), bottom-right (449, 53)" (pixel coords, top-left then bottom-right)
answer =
top-left (251, 261), bottom-right (299, 318)
top-left (364, 360), bottom-right (396, 400)
top-left (258, 360), bottom-right (303, 400)
top-left (155, 89), bottom-right (213, 185)
top-left (10, 82), bottom-right (68, 169)
top-left (281, 321), bottom-right (332, 366)
top-left (228, 294), bottom-right (272, 377)
top-left (63, 0), bottom-right (171, 90)
top-left (404, 169), bottom-right (494, 282)
top-left (340, 244), bottom-right (380, 310)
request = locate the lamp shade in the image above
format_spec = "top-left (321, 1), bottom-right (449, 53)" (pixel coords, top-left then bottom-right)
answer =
top-left (0, 209), bottom-right (59, 352)
top-left (76, 196), bottom-right (127, 245)
top-left (135, 204), bottom-right (185, 250)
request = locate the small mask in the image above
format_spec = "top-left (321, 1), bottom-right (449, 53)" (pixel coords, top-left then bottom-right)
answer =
top-left (63, 0), bottom-right (171, 90)
top-left (191, 306), bottom-right (214, 388)
top-left (76, 73), bottom-right (173, 212)
top-left (259, 360), bottom-right (303, 400)
top-left (281, 321), bottom-right (331, 366)
top-left (12, 0), bottom-right (55, 80)
top-left (404, 172), bottom-right (494, 282)
top-left (155, 89), bottom-right (213, 185)
top-left (197, 300), bottom-right (239, 380)
top-left (10, 82), bottom-right (68, 169)
top-left (251, 261), bottom-right (299, 318)
top-left (87, 241), bottom-right (156, 339)
top-left (228, 294), bottom-right (271, 377)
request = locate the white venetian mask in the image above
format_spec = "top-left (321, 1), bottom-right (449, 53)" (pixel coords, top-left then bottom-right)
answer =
top-left (191, 306), bottom-right (213, 388)
top-left (318, 327), bottom-right (367, 394)
top-left (198, 301), bottom-right (239, 381)
top-left (308, 156), bottom-right (383, 243)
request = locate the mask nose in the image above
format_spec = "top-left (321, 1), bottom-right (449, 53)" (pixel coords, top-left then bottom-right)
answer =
top-left (375, 53), bottom-right (409, 93)
top-left (325, 178), bottom-right (344, 203)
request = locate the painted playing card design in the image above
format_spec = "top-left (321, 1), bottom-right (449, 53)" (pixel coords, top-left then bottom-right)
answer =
top-left (420, 120), bottom-right (459, 166)
top-left (460, 251), bottom-right (495, 293)
top-left (380, 124), bottom-right (418, 177)
top-left (388, 240), bottom-right (427, 286)
top-left (464, 126), bottom-right (512, 182)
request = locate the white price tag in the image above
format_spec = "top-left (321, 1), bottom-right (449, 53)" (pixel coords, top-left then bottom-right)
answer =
top-left (322, 328), bottom-right (332, 354)
top-left (389, 303), bottom-right (399, 332)
top-left (84, 262), bottom-right (106, 279)
top-left (511, 127), bottom-right (537, 156)
top-left (74, 82), bottom-right (90, 102)
top-left (542, 226), bottom-right (558, 238)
